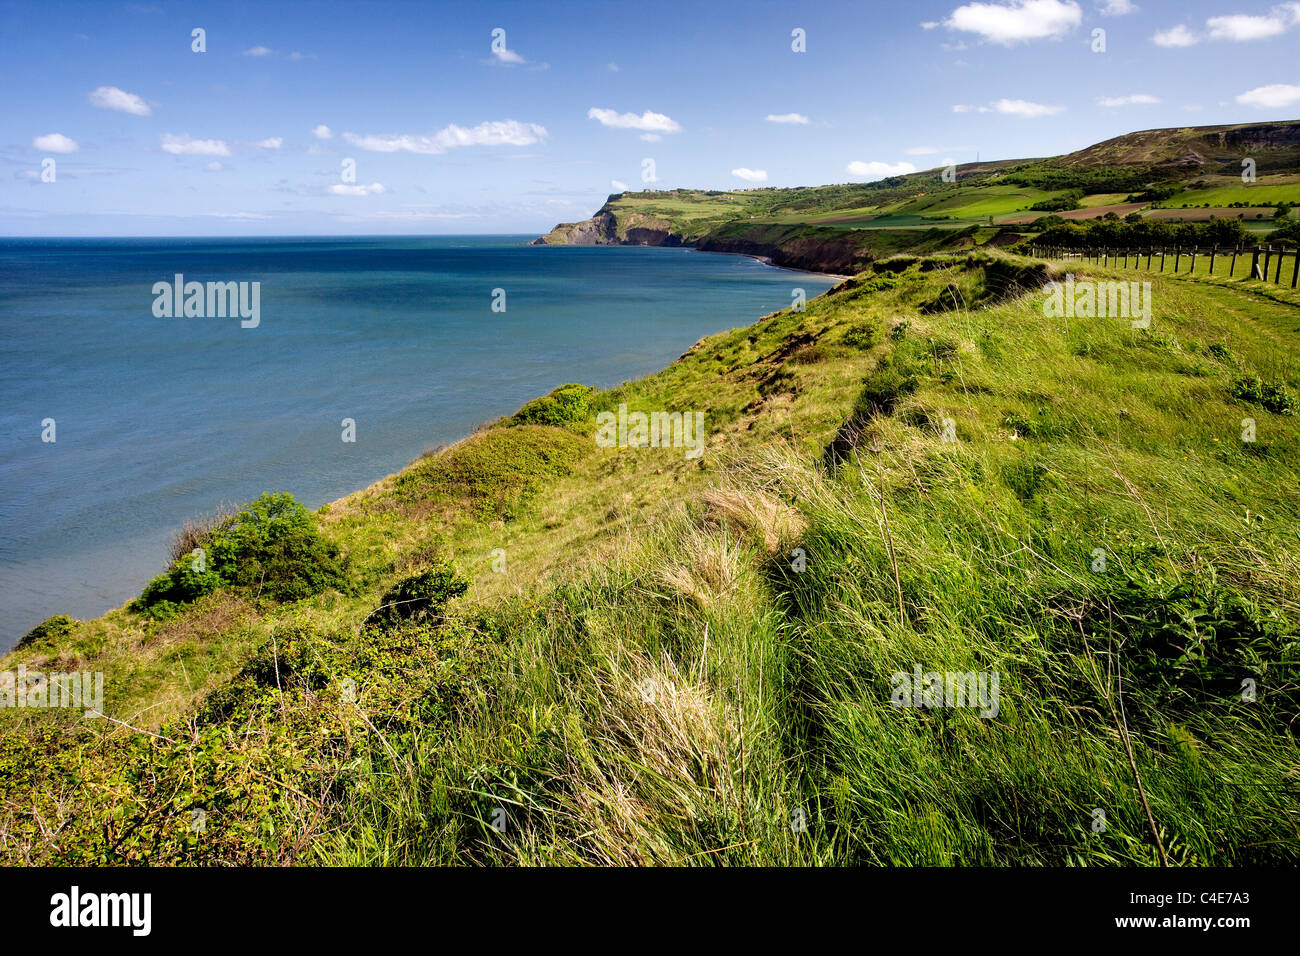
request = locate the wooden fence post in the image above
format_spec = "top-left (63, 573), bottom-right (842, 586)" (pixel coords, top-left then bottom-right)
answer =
top-left (1292, 249), bottom-right (1299, 288)
top-left (1263, 246), bottom-right (1272, 280)
top-left (1230, 246), bottom-right (1238, 277)
top-left (1161, 248), bottom-right (1166, 272)
top-left (1209, 248), bottom-right (1216, 275)
top-left (1274, 247), bottom-right (1285, 283)
top-left (1250, 248), bottom-right (1260, 280)
top-left (1190, 249), bottom-right (1197, 274)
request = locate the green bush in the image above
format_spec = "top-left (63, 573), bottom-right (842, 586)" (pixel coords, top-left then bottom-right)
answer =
top-left (511, 383), bottom-right (595, 428)
top-left (17, 614), bottom-right (77, 649)
top-left (135, 561), bottom-right (224, 617)
top-left (1028, 190), bottom-right (1082, 212)
top-left (1087, 568), bottom-right (1297, 722)
top-left (842, 322), bottom-right (878, 350)
top-left (368, 563), bottom-right (469, 629)
top-left (132, 493), bottom-right (350, 617)
top-left (1229, 375), bottom-right (1297, 415)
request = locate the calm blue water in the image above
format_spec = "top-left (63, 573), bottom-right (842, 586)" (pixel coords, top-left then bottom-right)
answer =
top-left (0, 237), bottom-right (834, 648)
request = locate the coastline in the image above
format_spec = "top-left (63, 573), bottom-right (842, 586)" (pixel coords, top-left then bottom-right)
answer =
top-left (1, 243), bottom-right (840, 650)
top-left (739, 250), bottom-right (853, 282)
top-left (325, 249), bottom-right (848, 511)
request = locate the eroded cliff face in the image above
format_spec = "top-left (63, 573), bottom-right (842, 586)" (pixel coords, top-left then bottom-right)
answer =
top-left (530, 208), bottom-right (618, 245)
top-left (533, 203), bottom-right (868, 274)
top-left (695, 234), bottom-right (872, 275)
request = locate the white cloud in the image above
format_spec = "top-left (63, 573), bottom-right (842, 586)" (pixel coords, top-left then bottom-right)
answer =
top-left (328, 182), bottom-right (387, 196)
top-left (160, 133), bottom-right (231, 156)
top-left (955, 98), bottom-right (1063, 116)
top-left (587, 108), bottom-right (682, 133)
top-left (731, 167), bottom-right (768, 182)
top-left (243, 46), bottom-right (274, 56)
top-left (33, 133), bottom-right (78, 153)
top-left (921, 20), bottom-right (940, 29)
top-left (942, 0), bottom-right (1082, 45)
top-left (205, 161), bottom-right (224, 172)
top-left (88, 85), bottom-right (151, 115)
top-left (1235, 82), bottom-right (1300, 109)
top-left (1096, 93), bottom-right (1161, 106)
top-left (766, 112), bottom-right (810, 124)
top-left (1154, 5), bottom-right (1300, 47)
top-left (1098, 0), bottom-right (1136, 14)
top-left (846, 160), bottom-right (917, 180)
top-left (254, 137), bottom-right (283, 149)
top-left (1152, 24), bottom-right (1199, 46)
top-left (1208, 4), bottom-right (1300, 41)
top-left (988, 97), bottom-right (1065, 116)
top-left (342, 119), bottom-right (547, 154)
top-left (611, 179), bottom-right (629, 191)
top-left (640, 133), bottom-right (661, 142)
top-left (312, 125), bottom-right (332, 140)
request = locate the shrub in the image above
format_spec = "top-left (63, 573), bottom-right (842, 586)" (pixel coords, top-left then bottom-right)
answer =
top-left (132, 493), bottom-right (349, 617)
top-left (1207, 344), bottom-right (1234, 364)
top-left (1229, 376), bottom-right (1297, 415)
top-left (16, 614), bottom-right (77, 649)
top-left (368, 563), bottom-right (469, 629)
top-left (842, 322), bottom-right (878, 350)
top-left (168, 505), bottom-right (235, 565)
top-left (1087, 568), bottom-right (1297, 721)
top-left (1028, 190), bottom-right (1082, 212)
top-left (135, 560), bottom-right (224, 617)
top-left (510, 383), bottom-right (595, 429)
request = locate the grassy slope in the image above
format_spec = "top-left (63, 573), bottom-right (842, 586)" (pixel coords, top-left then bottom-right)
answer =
top-left (537, 124), bottom-right (1300, 260)
top-left (3, 253), bottom-right (1299, 865)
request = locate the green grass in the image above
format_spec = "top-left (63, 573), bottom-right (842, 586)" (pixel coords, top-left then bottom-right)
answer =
top-left (1170, 176), bottom-right (1300, 209)
top-left (4, 252), bottom-right (1299, 866)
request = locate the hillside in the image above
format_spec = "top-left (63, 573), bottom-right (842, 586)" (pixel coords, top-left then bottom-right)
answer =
top-left (534, 121), bottom-right (1300, 271)
top-left (4, 248), bottom-right (1299, 865)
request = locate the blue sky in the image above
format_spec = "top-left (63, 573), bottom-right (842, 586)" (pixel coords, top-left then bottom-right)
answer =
top-left (2, 0), bottom-right (1298, 235)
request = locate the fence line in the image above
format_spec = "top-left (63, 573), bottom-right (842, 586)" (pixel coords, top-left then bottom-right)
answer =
top-left (1028, 243), bottom-right (1300, 289)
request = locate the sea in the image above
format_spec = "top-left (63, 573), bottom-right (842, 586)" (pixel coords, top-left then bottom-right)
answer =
top-left (0, 236), bottom-right (835, 649)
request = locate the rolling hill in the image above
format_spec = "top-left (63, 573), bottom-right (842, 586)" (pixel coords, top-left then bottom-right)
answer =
top-left (534, 121), bottom-right (1300, 272)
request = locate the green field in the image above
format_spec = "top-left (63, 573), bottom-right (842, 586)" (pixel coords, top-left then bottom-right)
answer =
top-left (1049, 245), bottom-right (1300, 288)
top-left (1079, 192), bottom-right (1131, 208)
top-left (1168, 175), bottom-right (1300, 208)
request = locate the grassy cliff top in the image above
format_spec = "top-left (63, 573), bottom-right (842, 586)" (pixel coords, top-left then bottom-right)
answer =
top-left (537, 121), bottom-right (1300, 249)
top-left (4, 251), bottom-right (1299, 865)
